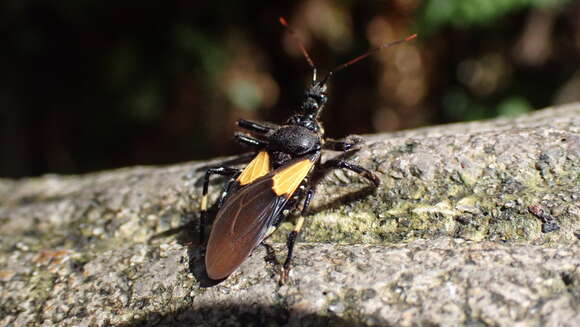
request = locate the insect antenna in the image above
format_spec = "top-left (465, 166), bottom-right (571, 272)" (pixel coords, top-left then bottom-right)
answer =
top-left (319, 33), bottom-right (417, 86)
top-left (279, 17), bottom-right (318, 81)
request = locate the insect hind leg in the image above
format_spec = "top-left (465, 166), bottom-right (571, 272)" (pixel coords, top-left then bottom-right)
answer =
top-left (280, 186), bottom-right (315, 284)
top-left (200, 166), bottom-right (241, 245)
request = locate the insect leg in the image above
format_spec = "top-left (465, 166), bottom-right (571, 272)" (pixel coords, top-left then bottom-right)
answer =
top-left (323, 159), bottom-right (380, 186)
top-left (237, 119), bottom-right (278, 134)
top-left (235, 132), bottom-right (269, 148)
top-left (323, 135), bottom-right (365, 151)
top-left (200, 167), bottom-right (241, 244)
top-left (281, 186), bottom-right (314, 283)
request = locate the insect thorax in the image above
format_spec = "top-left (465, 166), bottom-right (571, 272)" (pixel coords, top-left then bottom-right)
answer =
top-left (267, 124), bottom-right (321, 168)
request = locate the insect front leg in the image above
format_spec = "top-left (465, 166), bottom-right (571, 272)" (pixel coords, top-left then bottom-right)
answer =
top-left (200, 167), bottom-right (241, 244)
top-left (234, 133), bottom-right (270, 148)
top-left (322, 159), bottom-right (380, 186)
top-left (237, 119), bottom-right (279, 134)
top-left (280, 186), bottom-right (315, 284)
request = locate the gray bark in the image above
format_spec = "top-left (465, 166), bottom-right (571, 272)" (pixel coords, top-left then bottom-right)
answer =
top-left (0, 103), bottom-right (578, 327)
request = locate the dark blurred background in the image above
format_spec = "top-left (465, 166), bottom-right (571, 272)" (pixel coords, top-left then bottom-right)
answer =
top-left (1, 0), bottom-right (579, 178)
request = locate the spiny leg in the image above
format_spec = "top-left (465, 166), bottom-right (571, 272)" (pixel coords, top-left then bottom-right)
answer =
top-left (323, 159), bottom-right (380, 186)
top-left (200, 167), bottom-right (241, 244)
top-left (237, 119), bottom-right (278, 134)
top-left (280, 186), bottom-right (314, 284)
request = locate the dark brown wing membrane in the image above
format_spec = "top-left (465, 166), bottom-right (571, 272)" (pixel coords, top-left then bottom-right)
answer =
top-left (205, 157), bottom-right (316, 280)
top-left (205, 177), bottom-right (287, 280)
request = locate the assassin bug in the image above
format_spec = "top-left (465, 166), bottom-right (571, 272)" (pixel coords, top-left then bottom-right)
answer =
top-left (200, 17), bottom-right (417, 282)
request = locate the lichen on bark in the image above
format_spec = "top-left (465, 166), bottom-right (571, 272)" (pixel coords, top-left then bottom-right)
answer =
top-left (0, 104), bottom-right (578, 326)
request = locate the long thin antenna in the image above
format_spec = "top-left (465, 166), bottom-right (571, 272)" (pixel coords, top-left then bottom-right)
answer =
top-left (279, 17), bottom-right (317, 81)
top-left (320, 33), bottom-right (417, 85)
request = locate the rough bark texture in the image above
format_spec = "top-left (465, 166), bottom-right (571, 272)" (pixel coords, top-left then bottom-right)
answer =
top-left (0, 103), bottom-right (579, 327)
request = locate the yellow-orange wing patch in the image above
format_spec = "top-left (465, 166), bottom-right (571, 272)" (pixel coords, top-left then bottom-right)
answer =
top-left (271, 159), bottom-right (314, 196)
top-left (236, 150), bottom-right (271, 186)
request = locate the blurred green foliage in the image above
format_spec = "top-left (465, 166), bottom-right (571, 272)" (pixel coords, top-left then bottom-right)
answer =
top-left (419, 0), bottom-right (573, 33)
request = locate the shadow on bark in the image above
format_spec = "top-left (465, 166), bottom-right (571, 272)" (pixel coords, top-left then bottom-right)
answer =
top-left (118, 303), bottom-right (370, 327)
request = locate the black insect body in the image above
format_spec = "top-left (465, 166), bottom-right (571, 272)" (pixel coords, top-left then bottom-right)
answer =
top-left (200, 18), bottom-right (416, 282)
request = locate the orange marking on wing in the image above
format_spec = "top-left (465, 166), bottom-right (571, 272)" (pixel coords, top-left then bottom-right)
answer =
top-left (237, 151), bottom-right (270, 185)
top-left (271, 159), bottom-right (314, 196)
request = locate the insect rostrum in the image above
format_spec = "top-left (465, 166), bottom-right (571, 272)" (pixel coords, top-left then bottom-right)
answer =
top-left (200, 18), bottom-right (416, 282)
